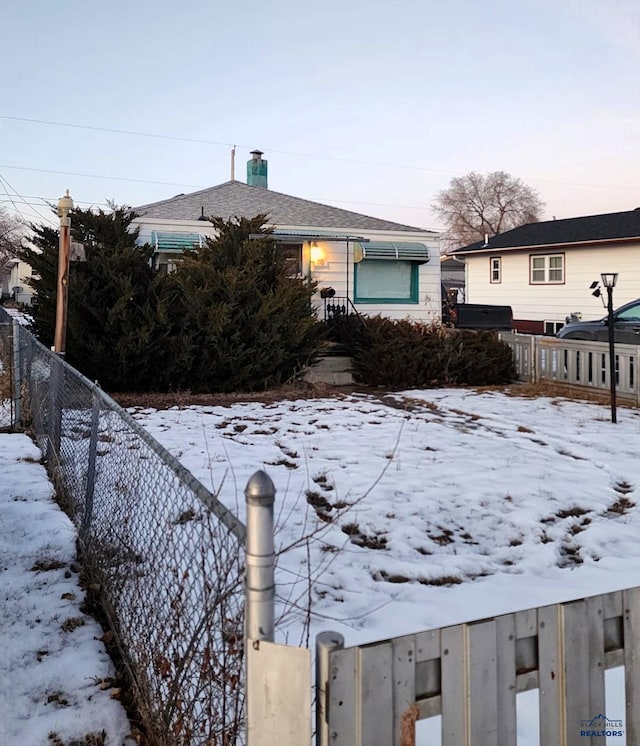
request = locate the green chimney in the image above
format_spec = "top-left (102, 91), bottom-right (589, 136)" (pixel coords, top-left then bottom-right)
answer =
top-left (247, 149), bottom-right (268, 188)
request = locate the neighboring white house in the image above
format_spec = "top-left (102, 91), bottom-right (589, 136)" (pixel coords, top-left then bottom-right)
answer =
top-left (132, 151), bottom-right (441, 322)
top-left (449, 208), bottom-right (640, 334)
top-left (440, 256), bottom-right (465, 304)
top-left (1, 258), bottom-right (33, 305)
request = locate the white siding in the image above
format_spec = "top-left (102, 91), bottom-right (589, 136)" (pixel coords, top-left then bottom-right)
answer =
top-left (464, 242), bottom-right (640, 323)
top-left (132, 218), bottom-right (442, 323)
top-left (6, 260), bottom-right (33, 305)
top-left (309, 230), bottom-right (441, 322)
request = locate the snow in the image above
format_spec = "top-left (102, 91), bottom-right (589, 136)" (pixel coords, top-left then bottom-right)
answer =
top-left (2, 386), bottom-right (638, 743)
top-left (1, 306), bottom-right (32, 328)
top-left (130, 389), bottom-right (640, 644)
top-left (0, 434), bottom-right (133, 746)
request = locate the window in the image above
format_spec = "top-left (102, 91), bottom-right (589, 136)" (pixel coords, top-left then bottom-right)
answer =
top-left (530, 254), bottom-right (564, 284)
top-left (354, 260), bottom-right (418, 303)
top-left (151, 231), bottom-right (206, 251)
top-left (616, 302), bottom-right (640, 321)
top-left (275, 242), bottom-right (302, 277)
top-left (544, 320), bottom-right (564, 335)
top-left (490, 257), bottom-right (501, 283)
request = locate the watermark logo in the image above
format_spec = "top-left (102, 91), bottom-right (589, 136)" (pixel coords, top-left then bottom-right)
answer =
top-left (580, 713), bottom-right (624, 738)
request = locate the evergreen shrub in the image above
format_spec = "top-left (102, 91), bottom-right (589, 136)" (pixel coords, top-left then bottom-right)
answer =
top-left (20, 210), bottom-right (325, 393)
top-left (20, 206), bottom-right (161, 391)
top-left (329, 315), bottom-right (516, 388)
top-left (159, 215), bottom-right (325, 393)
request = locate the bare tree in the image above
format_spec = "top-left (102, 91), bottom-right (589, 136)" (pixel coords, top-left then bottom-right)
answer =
top-left (0, 207), bottom-right (23, 264)
top-left (433, 171), bottom-right (545, 251)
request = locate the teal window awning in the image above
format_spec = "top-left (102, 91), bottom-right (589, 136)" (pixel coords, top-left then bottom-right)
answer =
top-left (355, 241), bottom-right (430, 263)
top-left (151, 231), bottom-right (206, 253)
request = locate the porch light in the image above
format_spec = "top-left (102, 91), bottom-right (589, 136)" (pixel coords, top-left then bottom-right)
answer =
top-left (310, 242), bottom-right (326, 266)
top-left (600, 272), bottom-right (618, 289)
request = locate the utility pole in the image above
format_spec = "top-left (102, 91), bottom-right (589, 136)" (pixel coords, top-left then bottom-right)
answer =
top-left (53, 190), bottom-right (74, 354)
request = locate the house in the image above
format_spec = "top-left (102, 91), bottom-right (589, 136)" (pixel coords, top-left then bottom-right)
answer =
top-left (440, 256), bottom-right (465, 304)
top-left (1, 258), bottom-right (33, 305)
top-left (449, 208), bottom-right (640, 334)
top-left (132, 151), bottom-right (441, 322)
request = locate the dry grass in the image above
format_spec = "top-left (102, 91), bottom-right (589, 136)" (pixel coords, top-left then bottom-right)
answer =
top-left (112, 379), bottom-right (638, 413)
top-left (111, 381), bottom-right (358, 409)
top-left (486, 381), bottom-right (638, 408)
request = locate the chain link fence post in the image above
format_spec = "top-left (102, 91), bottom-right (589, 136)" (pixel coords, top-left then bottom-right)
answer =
top-left (82, 391), bottom-right (100, 533)
top-left (11, 319), bottom-right (21, 428)
top-left (47, 353), bottom-right (63, 466)
top-left (244, 469), bottom-right (276, 642)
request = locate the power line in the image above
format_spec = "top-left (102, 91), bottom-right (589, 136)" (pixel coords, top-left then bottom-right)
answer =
top-left (0, 167), bottom-right (434, 213)
top-left (0, 114), bottom-right (235, 149)
top-left (0, 163), bottom-right (205, 189)
top-left (0, 172), bottom-right (57, 226)
top-left (3, 114), bottom-right (640, 193)
top-left (0, 195), bottom-right (111, 207)
top-left (0, 176), bottom-right (35, 225)
top-left (0, 114), bottom-right (454, 174)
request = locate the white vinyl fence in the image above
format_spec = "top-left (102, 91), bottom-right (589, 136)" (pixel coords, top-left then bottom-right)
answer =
top-left (500, 333), bottom-right (640, 404)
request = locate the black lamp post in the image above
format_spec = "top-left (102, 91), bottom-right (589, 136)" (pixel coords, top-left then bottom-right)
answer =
top-left (601, 272), bottom-right (618, 424)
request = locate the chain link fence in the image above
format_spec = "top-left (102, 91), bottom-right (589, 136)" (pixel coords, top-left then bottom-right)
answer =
top-left (0, 309), bottom-right (18, 428)
top-left (0, 306), bottom-right (248, 745)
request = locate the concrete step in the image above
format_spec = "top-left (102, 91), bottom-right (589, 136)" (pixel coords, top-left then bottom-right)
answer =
top-left (304, 356), bottom-right (355, 386)
top-left (321, 341), bottom-right (351, 356)
top-left (312, 356), bottom-right (354, 373)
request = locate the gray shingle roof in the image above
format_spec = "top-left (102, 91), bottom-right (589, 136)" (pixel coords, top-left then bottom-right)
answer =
top-left (452, 208), bottom-right (640, 254)
top-left (134, 180), bottom-right (427, 232)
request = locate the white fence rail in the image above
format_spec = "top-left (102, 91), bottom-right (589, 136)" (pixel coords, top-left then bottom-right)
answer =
top-left (501, 333), bottom-right (640, 404)
top-left (320, 587), bottom-right (640, 746)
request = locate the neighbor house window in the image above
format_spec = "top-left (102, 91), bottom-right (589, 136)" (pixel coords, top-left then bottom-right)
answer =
top-left (544, 320), bottom-right (564, 335)
top-left (275, 242), bottom-right (302, 276)
top-left (530, 254), bottom-right (564, 284)
top-left (354, 260), bottom-right (418, 303)
top-left (490, 257), bottom-right (501, 283)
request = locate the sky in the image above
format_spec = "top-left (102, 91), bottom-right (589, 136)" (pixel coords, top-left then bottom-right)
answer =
top-left (4, 386), bottom-right (638, 744)
top-left (1, 0), bottom-right (639, 232)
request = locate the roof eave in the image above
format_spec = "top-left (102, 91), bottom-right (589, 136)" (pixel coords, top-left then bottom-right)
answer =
top-left (452, 235), bottom-right (640, 256)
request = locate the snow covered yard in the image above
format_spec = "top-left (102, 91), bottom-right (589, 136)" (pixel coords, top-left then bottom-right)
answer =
top-left (2, 386), bottom-right (639, 744)
top-left (130, 388), bottom-right (640, 644)
top-left (130, 387), bottom-right (639, 744)
top-left (0, 434), bottom-right (133, 746)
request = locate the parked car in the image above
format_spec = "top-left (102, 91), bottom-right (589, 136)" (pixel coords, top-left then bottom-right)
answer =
top-left (556, 298), bottom-right (640, 344)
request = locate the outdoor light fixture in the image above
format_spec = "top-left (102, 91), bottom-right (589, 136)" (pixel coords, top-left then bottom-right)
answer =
top-left (600, 272), bottom-right (619, 424)
top-left (590, 280), bottom-right (601, 299)
top-left (310, 242), bottom-right (326, 266)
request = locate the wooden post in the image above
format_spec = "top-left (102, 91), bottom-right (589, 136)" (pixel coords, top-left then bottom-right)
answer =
top-left (53, 190), bottom-right (73, 354)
